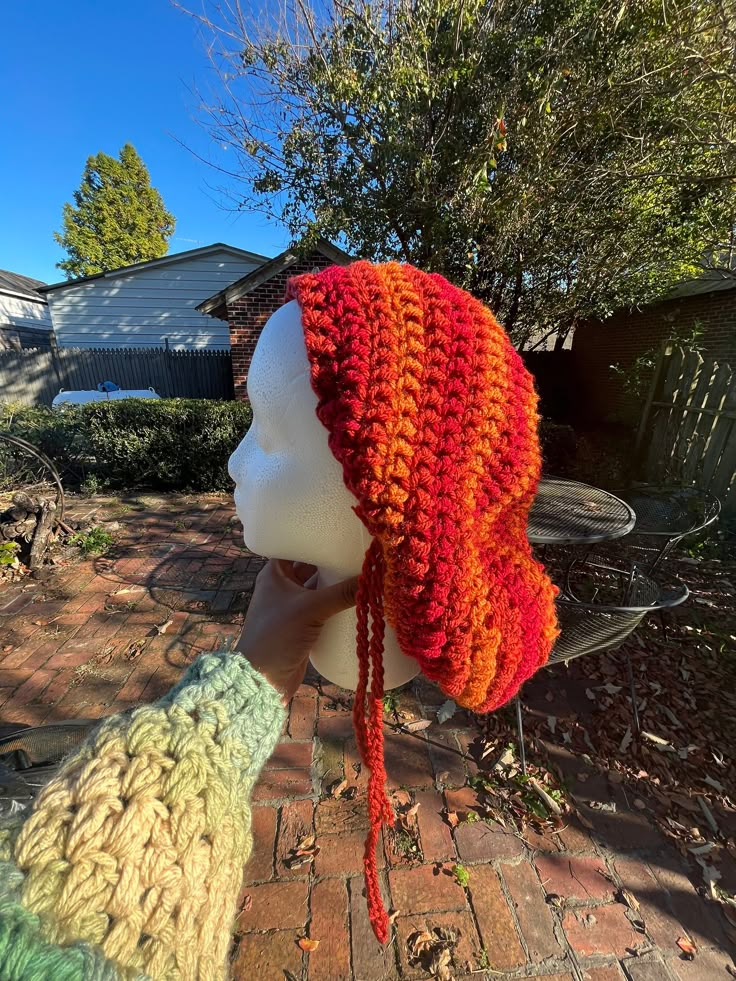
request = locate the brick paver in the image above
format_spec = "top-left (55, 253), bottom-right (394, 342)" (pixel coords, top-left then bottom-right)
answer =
top-left (1, 492), bottom-right (733, 980)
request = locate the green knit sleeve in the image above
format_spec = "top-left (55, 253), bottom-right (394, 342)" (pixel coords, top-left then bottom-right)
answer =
top-left (0, 651), bottom-right (287, 980)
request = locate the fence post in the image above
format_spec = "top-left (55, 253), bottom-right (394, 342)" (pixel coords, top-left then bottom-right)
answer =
top-left (634, 342), bottom-right (668, 459)
top-left (163, 338), bottom-right (176, 397)
top-left (48, 332), bottom-right (64, 392)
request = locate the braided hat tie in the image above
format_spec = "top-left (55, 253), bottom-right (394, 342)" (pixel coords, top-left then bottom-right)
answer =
top-left (286, 262), bottom-right (558, 942)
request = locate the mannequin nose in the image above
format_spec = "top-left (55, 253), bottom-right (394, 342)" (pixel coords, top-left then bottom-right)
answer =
top-left (228, 431), bottom-right (250, 484)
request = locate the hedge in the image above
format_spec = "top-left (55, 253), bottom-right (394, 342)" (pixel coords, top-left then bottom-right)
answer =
top-left (2, 398), bottom-right (613, 494)
top-left (0, 399), bottom-right (252, 493)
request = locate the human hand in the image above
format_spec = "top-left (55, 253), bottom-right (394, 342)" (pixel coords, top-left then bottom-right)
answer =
top-left (235, 559), bottom-right (359, 703)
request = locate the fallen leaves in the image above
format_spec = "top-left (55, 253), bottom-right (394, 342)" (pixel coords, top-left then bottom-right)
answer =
top-left (407, 926), bottom-right (458, 980)
top-left (436, 700), bottom-right (457, 725)
top-left (327, 778), bottom-right (356, 801)
top-left (676, 936), bottom-right (697, 960)
top-left (402, 718), bottom-right (432, 733)
top-left (283, 833), bottom-right (320, 870)
top-left (297, 937), bottom-right (320, 952)
top-left (124, 641), bottom-right (145, 661)
top-left (618, 888), bottom-right (641, 916)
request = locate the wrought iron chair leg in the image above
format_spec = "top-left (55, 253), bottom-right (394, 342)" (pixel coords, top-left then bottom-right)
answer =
top-left (625, 651), bottom-right (642, 735)
top-left (649, 537), bottom-right (674, 573)
top-left (515, 695), bottom-right (527, 775)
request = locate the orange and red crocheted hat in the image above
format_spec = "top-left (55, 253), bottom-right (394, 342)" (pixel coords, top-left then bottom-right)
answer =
top-left (286, 261), bottom-right (558, 941)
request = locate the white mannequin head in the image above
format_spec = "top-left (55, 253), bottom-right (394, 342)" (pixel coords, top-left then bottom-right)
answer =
top-left (228, 300), bottom-right (419, 690)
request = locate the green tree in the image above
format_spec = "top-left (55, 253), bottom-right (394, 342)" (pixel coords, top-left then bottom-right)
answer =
top-left (55, 144), bottom-right (175, 279)
top-left (192, 0), bottom-right (735, 347)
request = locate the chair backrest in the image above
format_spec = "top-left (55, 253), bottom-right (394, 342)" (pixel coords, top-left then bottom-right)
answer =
top-left (550, 557), bottom-right (687, 664)
top-left (620, 486), bottom-right (721, 538)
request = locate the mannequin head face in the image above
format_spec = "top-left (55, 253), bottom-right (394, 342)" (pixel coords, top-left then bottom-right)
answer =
top-left (228, 300), bottom-right (369, 576)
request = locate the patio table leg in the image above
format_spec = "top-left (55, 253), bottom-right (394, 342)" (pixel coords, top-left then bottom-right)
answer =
top-left (625, 650), bottom-right (642, 735)
top-left (515, 695), bottom-right (527, 775)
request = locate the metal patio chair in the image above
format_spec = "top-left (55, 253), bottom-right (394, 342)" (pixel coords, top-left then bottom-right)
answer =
top-left (614, 485), bottom-right (721, 572)
top-left (515, 556), bottom-right (689, 773)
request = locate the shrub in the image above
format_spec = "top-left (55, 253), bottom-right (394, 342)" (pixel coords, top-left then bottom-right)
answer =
top-left (0, 402), bottom-right (87, 481)
top-left (1, 399), bottom-right (252, 493)
top-left (69, 526), bottom-right (114, 555)
top-left (82, 399), bottom-right (252, 491)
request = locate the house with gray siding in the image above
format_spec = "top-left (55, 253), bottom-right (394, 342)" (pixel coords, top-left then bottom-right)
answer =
top-left (39, 244), bottom-right (268, 350)
top-left (0, 270), bottom-right (53, 348)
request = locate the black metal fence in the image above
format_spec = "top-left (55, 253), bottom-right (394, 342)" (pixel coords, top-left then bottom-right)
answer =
top-left (0, 343), bottom-right (234, 405)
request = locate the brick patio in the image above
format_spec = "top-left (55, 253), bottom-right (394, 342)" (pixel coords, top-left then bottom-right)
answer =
top-left (0, 494), bottom-right (733, 980)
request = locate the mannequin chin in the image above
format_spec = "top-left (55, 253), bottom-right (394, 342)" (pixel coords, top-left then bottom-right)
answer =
top-left (228, 300), bottom-right (419, 691)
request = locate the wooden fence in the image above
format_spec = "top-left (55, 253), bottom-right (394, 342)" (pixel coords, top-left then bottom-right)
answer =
top-left (635, 344), bottom-right (736, 519)
top-left (0, 343), bottom-right (234, 405)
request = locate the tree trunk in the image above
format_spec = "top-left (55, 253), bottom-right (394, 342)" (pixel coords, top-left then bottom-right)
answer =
top-left (29, 500), bottom-right (56, 570)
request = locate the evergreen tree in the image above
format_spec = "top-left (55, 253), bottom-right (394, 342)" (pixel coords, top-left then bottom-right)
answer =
top-left (55, 144), bottom-right (175, 279)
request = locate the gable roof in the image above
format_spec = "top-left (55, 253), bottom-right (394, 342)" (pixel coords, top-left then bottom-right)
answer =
top-left (38, 243), bottom-right (270, 294)
top-left (197, 238), bottom-right (352, 317)
top-left (0, 270), bottom-right (48, 302)
top-left (666, 267), bottom-right (736, 300)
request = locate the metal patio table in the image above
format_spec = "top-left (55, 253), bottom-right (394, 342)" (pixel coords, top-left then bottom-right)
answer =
top-left (528, 477), bottom-right (636, 546)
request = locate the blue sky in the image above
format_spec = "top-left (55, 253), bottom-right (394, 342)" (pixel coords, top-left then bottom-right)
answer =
top-left (0, 0), bottom-right (290, 284)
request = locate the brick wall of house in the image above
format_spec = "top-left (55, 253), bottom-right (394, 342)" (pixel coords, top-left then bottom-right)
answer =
top-left (227, 251), bottom-right (338, 400)
top-left (572, 288), bottom-right (736, 424)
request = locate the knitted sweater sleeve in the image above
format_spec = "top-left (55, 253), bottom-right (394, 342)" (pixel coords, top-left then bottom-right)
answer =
top-left (0, 651), bottom-right (287, 981)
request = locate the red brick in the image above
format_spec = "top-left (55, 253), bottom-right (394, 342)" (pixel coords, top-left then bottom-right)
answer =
top-left (559, 814), bottom-right (597, 852)
top-left (468, 865), bottom-right (525, 970)
top-left (536, 853), bottom-right (615, 902)
top-left (45, 641), bottom-right (100, 669)
top-left (315, 827), bottom-right (386, 876)
top-left (0, 668), bottom-right (32, 689)
top-left (390, 864), bottom-right (467, 914)
top-left (502, 860), bottom-right (562, 962)
top-left (253, 768), bottom-right (311, 802)
top-left (443, 786), bottom-right (524, 862)
top-left (42, 670), bottom-right (73, 706)
top-left (523, 824), bottom-right (561, 852)
top-left (315, 714), bottom-right (350, 791)
top-left (114, 668), bottom-right (159, 706)
top-left (384, 728), bottom-right (433, 789)
top-left (562, 904), bottom-right (640, 957)
top-left (11, 669), bottom-right (54, 705)
top-left (275, 799), bottom-right (314, 878)
top-left (244, 806), bottom-right (278, 883)
top-left (231, 930), bottom-right (303, 978)
top-left (51, 612), bottom-right (89, 628)
top-left (349, 875), bottom-right (395, 980)
top-left (647, 861), bottom-right (728, 951)
top-left (396, 910), bottom-right (483, 978)
top-left (315, 795), bottom-right (368, 836)
top-left (265, 740), bottom-right (312, 770)
top-left (308, 877), bottom-right (350, 981)
top-left (288, 692), bottom-right (316, 739)
top-left (524, 975), bottom-right (574, 981)
top-left (581, 967), bottom-right (625, 981)
top-left (621, 952), bottom-right (674, 981)
top-left (670, 945), bottom-right (736, 979)
top-left (236, 880), bottom-right (308, 932)
top-left (415, 789), bottom-right (455, 862)
top-left (428, 729), bottom-right (466, 788)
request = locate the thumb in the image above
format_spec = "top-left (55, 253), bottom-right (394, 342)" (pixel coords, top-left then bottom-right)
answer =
top-left (304, 574), bottom-right (360, 621)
